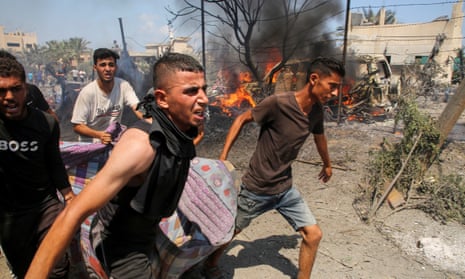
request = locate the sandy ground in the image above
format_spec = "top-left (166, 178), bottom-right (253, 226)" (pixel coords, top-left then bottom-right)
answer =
top-left (1, 97), bottom-right (464, 279)
top-left (190, 98), bottom-right (465, 279)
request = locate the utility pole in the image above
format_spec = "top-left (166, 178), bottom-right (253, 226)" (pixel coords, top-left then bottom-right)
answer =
top-left (118, 17), bottom-right (129, 57)
top-left (338, 0), bottom-right (351, 124)
top-left (201, 0), bottom-right (206, 70)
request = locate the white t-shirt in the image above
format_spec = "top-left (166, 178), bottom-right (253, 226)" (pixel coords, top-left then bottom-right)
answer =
top-left (71, 77), bottom-right (140, 142)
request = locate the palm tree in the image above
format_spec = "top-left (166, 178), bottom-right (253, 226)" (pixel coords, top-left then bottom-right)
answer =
top-left (66, 37), bottom-right (90, 68)
top-left (363, 7), bottom-right (396, 25)
top-left (18, 44), bottom-right (47, 71)
top-left (44, 40), bottom-right (69, 64)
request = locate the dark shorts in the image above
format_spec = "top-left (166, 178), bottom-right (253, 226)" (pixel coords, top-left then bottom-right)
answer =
top-left (235, 185), bottom-right (317, 231)
top-left (0, 197), bottom-right (69, 278)
top-left (93, 206), bottom-right (159, 279)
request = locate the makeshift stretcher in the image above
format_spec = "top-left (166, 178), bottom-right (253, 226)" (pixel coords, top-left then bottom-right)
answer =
top-left (60, 130), bottom-right (238, 279)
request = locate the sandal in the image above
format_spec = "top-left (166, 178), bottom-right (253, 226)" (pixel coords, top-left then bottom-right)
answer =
top-left (202, 265), bottom-right (225, 279)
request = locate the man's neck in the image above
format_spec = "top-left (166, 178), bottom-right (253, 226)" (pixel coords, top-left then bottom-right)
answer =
top-left (295, 84), bottom-right (316, 115)
top-left (97, 78), bottom-right (115, 95)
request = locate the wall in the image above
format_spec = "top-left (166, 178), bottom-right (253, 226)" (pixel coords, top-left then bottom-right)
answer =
top-left (348, 1), bottom-right (463, 84)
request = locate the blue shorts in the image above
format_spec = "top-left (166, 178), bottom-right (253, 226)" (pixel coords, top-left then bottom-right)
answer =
top-left (235, 185), bottom-right (317, 231)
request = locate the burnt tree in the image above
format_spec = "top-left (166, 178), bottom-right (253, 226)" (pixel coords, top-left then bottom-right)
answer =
top-left (169, 0), bottom-right (342, 89)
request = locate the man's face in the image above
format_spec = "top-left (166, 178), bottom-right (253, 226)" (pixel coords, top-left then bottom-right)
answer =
top-left (0, 75), bottom-right (27, 120)
top-left (310, 72), bottom-right (342, 104)
top-left (94, 57), bottom-right (117, 83)
top-left (155, 70), bottom-right (209, 132)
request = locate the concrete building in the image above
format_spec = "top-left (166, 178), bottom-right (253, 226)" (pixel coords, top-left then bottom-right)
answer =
top-left (0, 25), bottom-right (38, 53)
top-left (348, 1), bottom-right (463, 83)
top-left (130, 36), bottom-right (196, 58)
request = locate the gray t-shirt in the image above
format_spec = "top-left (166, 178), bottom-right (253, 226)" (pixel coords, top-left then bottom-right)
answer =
top-left (242, 92), bottom-right (324, 195)
top-left (71, 77), bottom-right (139, 142)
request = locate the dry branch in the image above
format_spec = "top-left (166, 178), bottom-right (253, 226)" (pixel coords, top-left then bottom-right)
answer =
top-left (367, 131), bottom-right (423, 221)
top-left (294, 159), bottom-right (354, 171)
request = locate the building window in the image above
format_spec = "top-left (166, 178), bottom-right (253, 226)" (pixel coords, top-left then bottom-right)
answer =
top-left (6, 42), bottom-right (20, 47)
top-left (415, 56), bottom-right (428, 65)
top-left (25, 44), bottom-right (33, 49)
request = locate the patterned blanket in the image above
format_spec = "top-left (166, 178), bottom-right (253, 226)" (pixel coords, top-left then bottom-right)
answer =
top-left (61, 141), bottom-right (238, 279)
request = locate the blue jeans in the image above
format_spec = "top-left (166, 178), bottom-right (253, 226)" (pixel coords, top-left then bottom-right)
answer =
top-left (235, 185), bottom-right (317, 231)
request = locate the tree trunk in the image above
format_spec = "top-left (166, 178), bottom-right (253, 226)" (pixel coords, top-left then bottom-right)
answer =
top-left (436, 79), bottom-right (465, 147)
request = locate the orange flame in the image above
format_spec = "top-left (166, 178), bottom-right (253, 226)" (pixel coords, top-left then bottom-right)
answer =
top-left (239, 71), bottom-right (252, 83)
top-left (213, 86), bottom-right (256, 116)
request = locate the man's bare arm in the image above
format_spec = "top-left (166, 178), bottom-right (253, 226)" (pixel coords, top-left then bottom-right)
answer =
top-left (219, 109), bottom-right (254, 160)
top-left (313, 133), bottom-right (332, 182)
top-left (25, 128), bottom-right (155, 279)
top-left (73, 123), bottom-right (112, 144)
top-left (132, 104), bottom-right (145, 120)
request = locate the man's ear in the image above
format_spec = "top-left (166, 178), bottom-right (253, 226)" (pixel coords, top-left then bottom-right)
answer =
top-left (309, 73), bottom-right (319, 86)
top-left (154, 89), bottom-right (168, 109)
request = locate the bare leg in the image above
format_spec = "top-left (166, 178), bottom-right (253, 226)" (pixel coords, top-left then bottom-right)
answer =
top-left (297, 224), bottom-right (322, 279)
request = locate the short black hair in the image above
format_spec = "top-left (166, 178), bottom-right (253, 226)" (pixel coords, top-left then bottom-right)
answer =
top-left (306, 57), bottom-right (345, 82)
top-left (0, 57), bottom-right (26, 82)
top-left (152, 52), bottom-right (204, 90)
top-left (93, 48), bottom-right (120, 65)
top-left (0, 50), bottom-right (17, 60)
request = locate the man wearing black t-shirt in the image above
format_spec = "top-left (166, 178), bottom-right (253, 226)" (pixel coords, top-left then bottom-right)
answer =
top-left (0, 57), bottom-right (75, 278)
top-left (0, 50), bottom-right (58, 122)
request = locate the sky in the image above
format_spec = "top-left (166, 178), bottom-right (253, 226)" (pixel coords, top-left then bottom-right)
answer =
top-left (0, 0), bottom-right (463, 52)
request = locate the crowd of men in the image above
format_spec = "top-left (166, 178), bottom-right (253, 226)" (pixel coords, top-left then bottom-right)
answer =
top-left (0, 48), bottom-right (344, 279)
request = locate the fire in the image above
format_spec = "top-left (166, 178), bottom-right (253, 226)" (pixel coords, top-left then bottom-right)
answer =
top-left (212, 85), bottom-right (256, 117)
top-left (239, 71), bottom-right (252, 83)
top-left (264, 62), bottom-right (279, 83)
top-left (210, 69), bottom-right (257, 117)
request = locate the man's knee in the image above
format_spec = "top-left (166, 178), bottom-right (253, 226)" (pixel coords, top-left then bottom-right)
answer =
top-left (299, 224), bottom-right (322, 245)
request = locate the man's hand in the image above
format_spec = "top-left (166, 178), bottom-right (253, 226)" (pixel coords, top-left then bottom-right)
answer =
top-left (98, 131), bottom-right (112, 144)
top-left (318, 166), bottom-right (332, 183)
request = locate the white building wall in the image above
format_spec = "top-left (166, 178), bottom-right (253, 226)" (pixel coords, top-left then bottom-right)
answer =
top-left (348, 1), bottom-right (463, 82)
top-left (0, 25), bottom-right (38, 52)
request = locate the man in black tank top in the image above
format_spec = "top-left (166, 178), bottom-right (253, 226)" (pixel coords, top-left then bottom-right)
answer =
top-left (0, 57), bottom-right (75, 278)
top-left (204, 57), bottom-right (345, 279)
top-left (26, 53), bottom-right (209, 279)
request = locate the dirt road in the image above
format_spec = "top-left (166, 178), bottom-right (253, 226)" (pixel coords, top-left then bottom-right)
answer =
top-left (1, 99), bottom-right (464, 279)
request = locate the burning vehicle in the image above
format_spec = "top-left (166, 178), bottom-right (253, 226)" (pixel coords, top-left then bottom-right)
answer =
top-left (208, 70), bottom-right (257, 117)
top-left (327, 55), bottom-right (400, 122)
top-left (270, 55), bottom-right (400, 122)
top-left (207, 55), bottom-right (399, 123)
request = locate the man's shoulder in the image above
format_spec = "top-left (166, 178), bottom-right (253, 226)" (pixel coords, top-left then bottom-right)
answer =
top-left (26, 83), bottom-right (43, 98)
top-left (26, 83), bottom-right (41, 92)
top-left (79, 81), bottom-right (98, 94)
top-left (114, 77), bottom-right (135, 90)
top-left (28, 108), bottom-right (56, 131)
top-left (114, 77), bottom-right (130, 85)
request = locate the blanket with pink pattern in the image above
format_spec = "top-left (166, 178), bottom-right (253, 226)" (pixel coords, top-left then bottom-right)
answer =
top-left (62, 138), bottom-right (238, 278)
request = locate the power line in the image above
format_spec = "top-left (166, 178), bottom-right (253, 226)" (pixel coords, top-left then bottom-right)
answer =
top-left (350, 0), bottom-right (460, 10)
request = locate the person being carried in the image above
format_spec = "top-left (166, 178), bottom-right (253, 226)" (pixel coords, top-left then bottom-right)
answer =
top-left (26, 52), bottom-right (209, 279)
top-left (203, 57), bottom-right (345, 279)
top-left (71, 48), bottom-right (144, 144)
top-left (0, 57), bottom-right (75, 278)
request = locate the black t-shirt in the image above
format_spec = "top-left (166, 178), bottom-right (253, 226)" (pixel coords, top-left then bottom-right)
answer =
top-left (25, 83), bottom-right (50, 111)
top-left (0, 108), bottom-right (70, 211)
